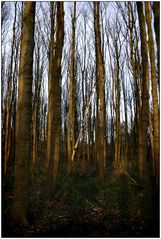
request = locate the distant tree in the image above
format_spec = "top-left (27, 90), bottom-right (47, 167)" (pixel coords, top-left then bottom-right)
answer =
top-left (113, 21), bottom-right (121, 176)
top-left (32, 28), bottom-right (43, 166)
top-left (3, 3), bottom-right (17, 175)
top-left (67, 2), bottom-right (77, 175)
top-left (1, 2), bottom-right (10, 44)
top-left (46, 2), bottom-right (56, 168)
top-left (128, 2), bottom-right (141, 161)
top-left (152, 2), bottom-right (160, 88)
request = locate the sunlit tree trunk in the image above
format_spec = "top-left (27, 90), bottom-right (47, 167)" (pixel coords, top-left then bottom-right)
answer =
top-left (12, 2), bottom-right (35, 224)
top-left (46, 2), bottom-right (64, 198)
top-left (67, 2), bottom-right (76, 175)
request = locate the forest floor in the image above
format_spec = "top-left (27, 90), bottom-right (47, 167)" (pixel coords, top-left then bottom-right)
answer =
top-left (2, 163), bottom-right (159, 237)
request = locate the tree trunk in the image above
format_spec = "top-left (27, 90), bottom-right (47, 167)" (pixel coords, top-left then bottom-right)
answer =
top-left (122, 71), bottom-right (128, 166)
top-left (149, 111), bottom-right (155, 176)
top-left (12, 2), bottom-right (35, 224)
top-left (137, 2), bottom-right (149, 182)
top-left (46, 2), bottom-right (64, 198)
top-left (67, 2), bottom-right (76, 175)
top-left (46, 2), bottom-right (56, 169)
top-left (145, 2), bottom-right (159, 183)
top-left (32, 47), bottom-right (39, 167)
top-left (114, 57), bottom-right (121, 176)
top-left (128, 2), bottom-right (141, 161)
top-left (94, 2), bottom-right (106, 179)
top-left (4, 2), bottom-right (17, 175)
top-left (152, 2), bottom-right (160, 88)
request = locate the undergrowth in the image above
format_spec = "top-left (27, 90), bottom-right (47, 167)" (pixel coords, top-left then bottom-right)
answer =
top-left (2, 163), bottom-right (159, 237)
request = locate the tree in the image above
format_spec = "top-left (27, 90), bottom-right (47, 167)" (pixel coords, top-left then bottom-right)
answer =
top-left (113, 22), bottom-right (121, 176)
top-left (152, 2), bottom-right (160, 88)
top-left (32, 28), bottom-right (43, 167)
top-left (145, 2), bottom-right (159, 183)
top-left (94, 2), bottom-right (106, 179)
top-left (136, 2), bottom-right (149, 182)
top-left (1, 2), bottom-right (11, 44)
top-left (128, 2), bottom-right (141, 161)
top-left (121, 66), bottom-right (129, 165)
top-left (12, 2), bottom-right (36, 224)
top-left (3, 2), bottom-right (17, 175)
top-left (67, 2), bottom-right (77, 175)
top-left (46, 2), bottom-right (56, 169)
top-left (46, 2), bottom-right (64, 198)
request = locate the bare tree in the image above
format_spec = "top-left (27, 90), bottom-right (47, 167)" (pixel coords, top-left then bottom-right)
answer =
top-left (12, 2), bottom-right (36, 224)
top-left (46, 2), bottom-right (64, 198)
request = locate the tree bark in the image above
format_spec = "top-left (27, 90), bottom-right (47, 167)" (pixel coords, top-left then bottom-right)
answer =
top-left (94, 2), bottom-right (106, 179)
top-left (46, 2), bottom-right (64, 198)
top-left (137, 2), bottom-right (149, 182)
top-left (67, 2), bottom-right (76, 175)
top-left (145, 2), bottom-right (159, 183)
top-left (46, 2), bottom-right (56, 168)
top-left (12, 2), bottom-right (35, 224)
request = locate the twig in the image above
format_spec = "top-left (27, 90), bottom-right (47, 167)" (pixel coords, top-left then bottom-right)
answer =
top-left (71, 80), bottom-right (96, 162)
top-left (121, 170), bottom-right (142, 187)
top-left (55, 181), bottom-right (69, 199)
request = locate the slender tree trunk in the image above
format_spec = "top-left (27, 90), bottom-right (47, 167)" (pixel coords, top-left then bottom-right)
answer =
top-left (82, 65), bottom-right (85, 167)
top-left (32, 47), bottom-right (39, 166)
top-left (67, 2), bottom-right (76, 175)
top-left (149, 111), bottom-right (155, 176)
top-left (108, 43), bottom-right (115, 159)
top-left (152, 2), bottom-right (160, 88)
top-left (4, 2), bottom-right (17, 175)
top-left (12, 19), bottom-right (21, 174)
top-left (94, 2), bottom-right (106, 179)
top-left (46, 2), bottom-right (56, 169)
top-left (12, 2), bottom-right (35, 224)
top-left (137, 2), bottom-right (149, 182)
top-left (122, 72), bottom-right (128, 165)
top-left (46, 2), bottom-right (64, 198)
top-left (88, 102), bottom-right (91, 164)
top-left (114, 58), bottom-right (121, 176)
top-left (128, 3), bottom-right (140, 160)
top-left (82, 16), bottom-right (87, 165)
top-left (145, 2), bottom-right (159, 183)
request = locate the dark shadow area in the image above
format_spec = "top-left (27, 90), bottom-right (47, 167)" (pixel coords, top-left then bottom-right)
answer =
top-left (2, 167), bottom-right (159, 238)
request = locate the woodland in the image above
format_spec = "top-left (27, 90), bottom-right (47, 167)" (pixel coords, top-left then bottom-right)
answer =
top-left (2, 1), bottom-right (160, 237)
